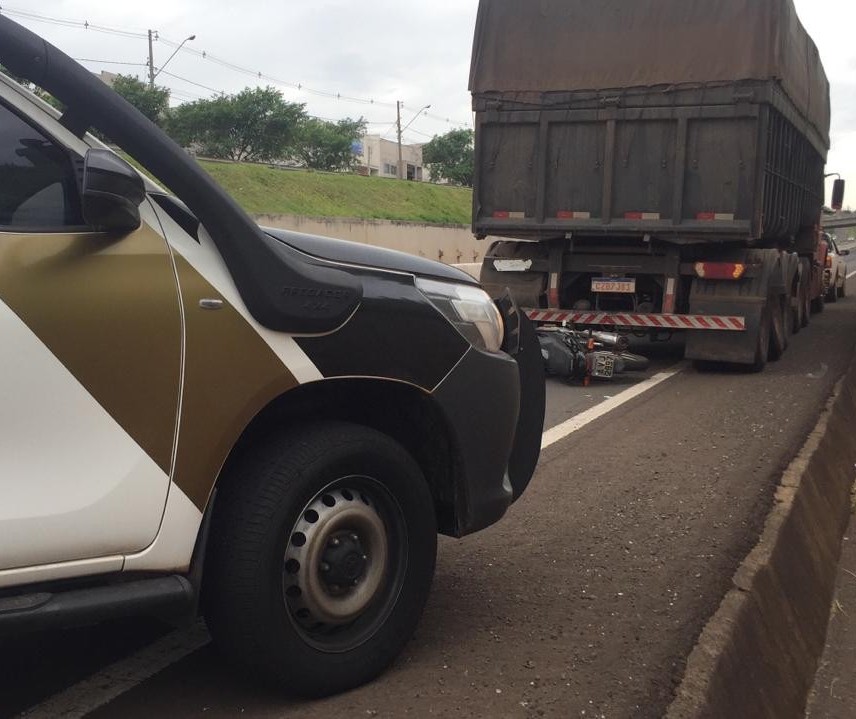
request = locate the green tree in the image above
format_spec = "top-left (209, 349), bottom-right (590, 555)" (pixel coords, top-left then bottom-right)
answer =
top-left (1, 65), bottom-right (64, 110)
top-left (167, 87), bottom-right (305, 162)
top-left (293, 117), bottom-right (367, 171)
top-left (111, 75), bottom-right (170, 125)
top-left (422, 128), bottom-right (474, 186)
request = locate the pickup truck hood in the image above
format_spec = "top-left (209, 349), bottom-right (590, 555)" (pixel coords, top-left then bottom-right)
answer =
top-left (264, 227), bottom-right (478, 284)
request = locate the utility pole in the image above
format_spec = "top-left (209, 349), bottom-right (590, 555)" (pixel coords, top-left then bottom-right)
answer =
top-left (147, 29), bottom-right (156, 89)
top-left (147, 32), bottom-right (195, 90)
top-left (396, 100), bottom-right (404, 180)
top-left (396, 103), bottom-right (431, 181)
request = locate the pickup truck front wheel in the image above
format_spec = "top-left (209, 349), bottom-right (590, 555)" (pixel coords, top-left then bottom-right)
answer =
top-left (204, 422), bottom-right (437, 697)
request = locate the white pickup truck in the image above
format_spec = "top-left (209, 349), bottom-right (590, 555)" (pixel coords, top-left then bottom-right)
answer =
top-left (0, 17), bottom-right (545, 697)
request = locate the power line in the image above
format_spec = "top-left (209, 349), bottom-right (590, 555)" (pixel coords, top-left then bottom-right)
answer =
top-left (4, 6), bottom-right (473, 128)
top-left (159, 70), bottom-right (223, 96)
top-left (74, 58), bottom-right (148, 67)
top-left (406, 128), bottom-right (436, 139)
top-left (0, 7), bottom-right (148, 39)
top-left (159, 35), bottom-right (400, 109)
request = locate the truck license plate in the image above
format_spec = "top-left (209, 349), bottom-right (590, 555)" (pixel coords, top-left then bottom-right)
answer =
top-left (591, 278), bottom-right (636, 293)
top-left (493, 259), bottom-right (533, 273)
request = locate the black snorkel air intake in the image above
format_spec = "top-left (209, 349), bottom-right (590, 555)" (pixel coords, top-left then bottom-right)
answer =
top-left (0, 15), bottom-right (362, 334)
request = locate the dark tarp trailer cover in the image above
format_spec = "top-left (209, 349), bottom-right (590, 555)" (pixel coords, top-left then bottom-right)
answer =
top-left (469, 0), bottom-right (830, 149)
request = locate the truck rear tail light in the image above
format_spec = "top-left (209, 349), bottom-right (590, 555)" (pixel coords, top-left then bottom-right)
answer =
top-left (624, 212), bottom-right (661, 220)
top-left (696, 212), bottom-right (736, 221)
top-left (826, 255), bottom-right (833, 268)
top-left (694, 262), bottom-right (746, 280)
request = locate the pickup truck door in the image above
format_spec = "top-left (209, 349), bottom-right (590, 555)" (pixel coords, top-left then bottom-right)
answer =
top-left (0, 101), bottom-right (181, 571)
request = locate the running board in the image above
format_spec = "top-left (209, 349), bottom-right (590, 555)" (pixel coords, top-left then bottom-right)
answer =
top-left (0, 575), bottom-right (195, 635)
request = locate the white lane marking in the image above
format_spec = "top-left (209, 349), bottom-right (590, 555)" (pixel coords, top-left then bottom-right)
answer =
top-left (22, 364), bottom-right (684, 715)
top-left (846, 269), bottom-right (856, 279)
top-left (21, 621), bottom-right (211, 719)
top-left (541, 364), bottom-right (685, 450)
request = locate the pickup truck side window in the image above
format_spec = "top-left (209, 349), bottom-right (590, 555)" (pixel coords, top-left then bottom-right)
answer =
top-left (0, 103), bottom-right (83, 230)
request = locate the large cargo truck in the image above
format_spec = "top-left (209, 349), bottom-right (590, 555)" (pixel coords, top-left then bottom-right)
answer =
top-left (470, 0), bottom-right (845, 369)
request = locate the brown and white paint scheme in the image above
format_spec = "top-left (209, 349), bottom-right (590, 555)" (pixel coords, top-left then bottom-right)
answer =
top-left (0, 81), bottom-right (322, 587)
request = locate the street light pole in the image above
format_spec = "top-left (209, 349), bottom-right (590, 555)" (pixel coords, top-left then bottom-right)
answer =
top-left (396, 103), bottom-right (431, 181)
top-left (148, 32), bottom-right (196, 89)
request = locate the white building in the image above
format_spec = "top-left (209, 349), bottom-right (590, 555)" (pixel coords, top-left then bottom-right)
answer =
top-left (355, 134), bottom-right (425, 181)
top-left (96, 71), bottom-right (118, 87)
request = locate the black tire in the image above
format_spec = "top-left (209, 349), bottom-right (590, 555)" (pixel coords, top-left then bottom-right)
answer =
top-left (827, 274), bottom-right (838, 303)
top-left (792, 273), bottom-right (804, 334)
top-left (616, 351), bottom-right (650, 371)
top-left (751, 303), bottom-right (771, 373)
top-left (204, 422), bottom-right (437, 697)
top-left (768, 293), bottom-right (788, 361)
top-left (811, 291), bottom-right (824, 314)
top-left (800, 260), bottom-right (812, 327)
top-left (838, 275), bottom-right (846, 299)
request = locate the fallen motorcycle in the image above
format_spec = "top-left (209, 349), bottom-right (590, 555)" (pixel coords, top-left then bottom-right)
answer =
top-left (536, 326), bottom-right (649, 382)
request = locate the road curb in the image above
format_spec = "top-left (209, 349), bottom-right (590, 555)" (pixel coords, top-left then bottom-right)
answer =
top-left (667, 358), bottom-right (856, 719)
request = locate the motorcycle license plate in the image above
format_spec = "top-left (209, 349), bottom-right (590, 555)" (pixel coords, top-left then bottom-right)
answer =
top-left (591, 278), bottom-right (636, 293)
top-left (590, 352), bottom-right (615, 379)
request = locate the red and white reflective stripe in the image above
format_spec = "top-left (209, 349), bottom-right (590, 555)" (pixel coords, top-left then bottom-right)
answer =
top-left (525, 309), bottom-right (746, 332)
top-left (492, 211), bottom-right (526, 220)
top-left (624, 212), bottom-right (661, 220)
top-left (696, 212), bottom-right (735, 221)
top-left (663, 278), bottom-right (677, 314)
top-left (548, 274), bottom-right (560, 308)
top-left (557, 211), bottom-right (592, 219)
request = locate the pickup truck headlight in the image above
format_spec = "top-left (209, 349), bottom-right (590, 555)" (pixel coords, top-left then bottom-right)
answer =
top-left (416, 277), bottom-right (504, 353)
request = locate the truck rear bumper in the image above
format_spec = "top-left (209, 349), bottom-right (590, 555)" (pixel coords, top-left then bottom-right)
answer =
top-left (525, 309), bottom-right (747, 332)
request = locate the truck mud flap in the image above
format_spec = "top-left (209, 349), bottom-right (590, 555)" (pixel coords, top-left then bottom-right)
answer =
top-left (497, 292), bottom-right (546, 500)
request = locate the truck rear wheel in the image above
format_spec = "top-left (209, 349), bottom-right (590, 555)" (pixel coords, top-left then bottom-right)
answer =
top-left (811, 285), bottom-right (825, 313)
top-left (751, 304), bottom-right (771, 372)
top-left (768, 293), bottom-right (788, 361)
top-left (799, 259), bottom-right (812, 326)
top-left (792, 271), bottom-right (806, 333)
top-left (204, 422), bottom-right (437, 697)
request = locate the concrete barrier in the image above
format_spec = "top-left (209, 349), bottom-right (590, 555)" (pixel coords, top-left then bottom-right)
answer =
top-left (254, 214), bottom-right (486, 266)
top-left (453, 263), bottom-right (482, 280)
top-left (667, 360), bottom-right (856, 718)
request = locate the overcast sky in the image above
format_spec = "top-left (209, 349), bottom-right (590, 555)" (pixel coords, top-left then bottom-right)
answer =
top-left (6, 1), bottom-right (855, 204)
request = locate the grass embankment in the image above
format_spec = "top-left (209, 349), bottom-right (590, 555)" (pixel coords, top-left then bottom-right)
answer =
top-left (198, 161), bottom-right (473, 225)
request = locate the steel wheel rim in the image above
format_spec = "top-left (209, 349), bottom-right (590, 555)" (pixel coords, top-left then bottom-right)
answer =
top-left (282, 477), bottom-right (406, 652)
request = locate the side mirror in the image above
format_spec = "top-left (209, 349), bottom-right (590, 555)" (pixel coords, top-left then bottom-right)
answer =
top-left (831, 179), bottom-right (846, 212)
top-left (82, 149), bottom-right (145, 233)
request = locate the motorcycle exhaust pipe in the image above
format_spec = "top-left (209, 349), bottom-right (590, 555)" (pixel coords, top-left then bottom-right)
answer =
top-left (588, 331), bottom-right (630, 351)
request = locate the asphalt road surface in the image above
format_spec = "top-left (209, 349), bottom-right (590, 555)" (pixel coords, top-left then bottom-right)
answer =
top-left (5, 255), bottom-right (856, 719)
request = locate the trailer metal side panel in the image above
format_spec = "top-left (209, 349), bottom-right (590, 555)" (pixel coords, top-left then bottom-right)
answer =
top-left (544, 122), bottom-right (606, 223)
top-left (473, 83), bottom-right (824, 246)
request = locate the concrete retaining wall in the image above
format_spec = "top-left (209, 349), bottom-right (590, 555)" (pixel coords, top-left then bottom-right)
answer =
top-left (667, 360), bottom-right (856, 718)
top-left (253, 214), bottom-right (487, 266)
